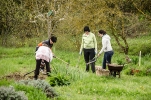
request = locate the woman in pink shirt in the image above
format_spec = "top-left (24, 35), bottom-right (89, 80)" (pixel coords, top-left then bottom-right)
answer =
top-left (34, 44), bottom-right (55, 79)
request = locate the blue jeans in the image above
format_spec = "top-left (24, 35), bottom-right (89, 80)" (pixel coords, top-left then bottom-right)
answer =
top-left (102, 51), bottom-right (114, 69)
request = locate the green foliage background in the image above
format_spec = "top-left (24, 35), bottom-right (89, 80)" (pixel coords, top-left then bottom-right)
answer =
top-left (0, 0), bottom-right (151, 55)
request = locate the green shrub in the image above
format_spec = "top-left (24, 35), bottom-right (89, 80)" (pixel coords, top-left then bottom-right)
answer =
top-left (116, 59), bottom-right (125, 65)
top-left (131, 57), bottom-right (139, 65)
top-left (123, 68), bottom-right (131, 75)
top-left (17, 79), bottom-right (58, 98)
top-left (14, 84), bottom-right (50, 100)
top-left (144, 53), bottom-right (151, 61)
top-left (50, 63), bottom-right (86, 86)
top-left (49, 73), bottom-right (70, 87)
top-left (146, 68), bottom-right (151, 76)
top-left (140, 44), bottom-right (151, 56)
top-left (0, 86), bottom-right (28, 100)
top-left (129, 40), bottom-right (151, 55)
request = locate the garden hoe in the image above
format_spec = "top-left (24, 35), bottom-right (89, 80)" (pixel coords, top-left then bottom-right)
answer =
top-left (23, 60), bottom-right (46, 77)
top-left (54, 55), bottom-right (70, 67)
top-left (24, 56), bottom-right (70, 77)
top-left (23, 70), bottom-right (35, 77)
top-left (86, 56), bottom-right (98, 65)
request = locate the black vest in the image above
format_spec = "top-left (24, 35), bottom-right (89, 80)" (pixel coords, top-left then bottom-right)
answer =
top-left (42, 40), bottom-right (53, 48)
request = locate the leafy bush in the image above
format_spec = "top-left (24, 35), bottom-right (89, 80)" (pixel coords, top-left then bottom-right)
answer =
top-left (144, 53), bottom-right (151, 61)
top-left (49, 73), bottom-right (70, 87)
top-left (17, 79), bottom-right (58, 98)
top-left (0, 86), bottom-right (28, 100)
top-left (50, 63), bottom-right (87, 86)
top-left (146, 68), bottom-right (151, 76)
top-left (131, 57), bottom-right (139, 65)
top-left (123, 68), bottom-right (131, 75)
top-left (129, 40), bottom-right (151, 55)
top-left (116, 59), bottom-right (125, 65)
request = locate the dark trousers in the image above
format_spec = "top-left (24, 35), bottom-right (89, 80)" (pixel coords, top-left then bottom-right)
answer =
top-left (83, 48), bottom-right (95, 73)
top-left (102, 51), bottom-right (114, 69)
top-left (34, 59), bottom-right (51, 79)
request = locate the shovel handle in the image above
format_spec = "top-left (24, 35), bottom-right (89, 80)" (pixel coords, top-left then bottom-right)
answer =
top-left (55, 56), bottom-right (69, 65)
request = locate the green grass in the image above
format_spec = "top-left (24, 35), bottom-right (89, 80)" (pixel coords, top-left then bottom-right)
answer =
top-left (50, 59), bottom-right (151, 100)
top-left (0, 35), bottom-right (151, 100)
top-left (0, 47), bottom-right (35, 76)
top-left (54, 75), bottom-right (151, 100)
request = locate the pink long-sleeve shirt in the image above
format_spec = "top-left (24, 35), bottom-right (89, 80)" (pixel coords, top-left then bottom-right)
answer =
top-left (35, 46), bottom-right (53, 62)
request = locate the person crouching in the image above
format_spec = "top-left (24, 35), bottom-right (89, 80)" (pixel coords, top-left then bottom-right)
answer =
top-left (34, 43), bottom-right (53, 80)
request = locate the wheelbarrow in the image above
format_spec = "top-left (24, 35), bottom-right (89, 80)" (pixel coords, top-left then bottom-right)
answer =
top-left (107, 64), bottom-right (124, 78)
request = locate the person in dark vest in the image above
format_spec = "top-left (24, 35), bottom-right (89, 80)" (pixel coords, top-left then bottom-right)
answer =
top-left (35, 35), bottom-right (57, 51)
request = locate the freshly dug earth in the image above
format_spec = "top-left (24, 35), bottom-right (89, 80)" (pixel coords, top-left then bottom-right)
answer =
top-left (1, 72), bottom-right (46, 81)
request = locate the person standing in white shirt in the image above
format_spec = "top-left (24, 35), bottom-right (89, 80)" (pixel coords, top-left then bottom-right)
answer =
top-left (97, 30), bottom-right (114, 69)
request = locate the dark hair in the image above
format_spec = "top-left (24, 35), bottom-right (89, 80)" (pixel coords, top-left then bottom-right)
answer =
top-left (84, 26), bottom-right (90, 32)
top-left (98, 30), bottom-right (106, 35)
top-left (50, 36), bottom-right (57, 43)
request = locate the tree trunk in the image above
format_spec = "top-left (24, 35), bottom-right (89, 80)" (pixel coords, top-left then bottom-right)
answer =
top-left (47, 17), bottom-right (51, 38)
top-left (110, 16), bottom-right (129, 55)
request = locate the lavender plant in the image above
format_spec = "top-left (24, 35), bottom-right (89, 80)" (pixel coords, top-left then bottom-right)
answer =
top-left (17, 79), bottom-right (58, 98)
top-left (0, 85), bottom-right (28, 100)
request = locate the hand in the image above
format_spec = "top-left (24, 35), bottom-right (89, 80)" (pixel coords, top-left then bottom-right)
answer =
top-left (79, 52), bottom-right (82, 55)
top-left (53, 54), bottom-right (56, 58)
top-left (94, 49), bottom-right (97, 55)
top-left (95, 51), bottom-right (97, 55)
top-left (97, 53), bottom-right (100, 57)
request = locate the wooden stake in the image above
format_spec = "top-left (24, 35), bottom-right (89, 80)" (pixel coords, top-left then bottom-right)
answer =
top-left (139, 51), bottom-right (141, 66)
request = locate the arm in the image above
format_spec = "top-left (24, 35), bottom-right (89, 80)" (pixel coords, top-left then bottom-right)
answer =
top-left (98, 39), bottom-right (107, 55)
top-left (93, 35), bottom-right (97, 54)
top-left (79, 35), bottom-right (84, 55)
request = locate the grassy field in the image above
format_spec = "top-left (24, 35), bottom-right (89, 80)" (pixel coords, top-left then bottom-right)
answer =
top-left (0, 46), bottom-right (151, 100)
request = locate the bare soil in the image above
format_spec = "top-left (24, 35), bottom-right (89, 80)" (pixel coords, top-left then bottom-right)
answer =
top-left (1, 72), bottom-right (47, 81)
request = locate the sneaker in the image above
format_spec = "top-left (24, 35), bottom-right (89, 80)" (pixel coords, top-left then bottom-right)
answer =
top-left (40, 69), bottom-right (47, 75)
top-left (34, 76), bottom-right (38, 80)
top-left (40, 69), bottom-right (44, 72)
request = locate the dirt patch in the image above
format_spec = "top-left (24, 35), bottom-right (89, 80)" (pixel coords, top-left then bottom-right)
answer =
top-left (1, 72), bottom-right (47, 81)
top-left (5, 72), bottom-right (24, 81)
